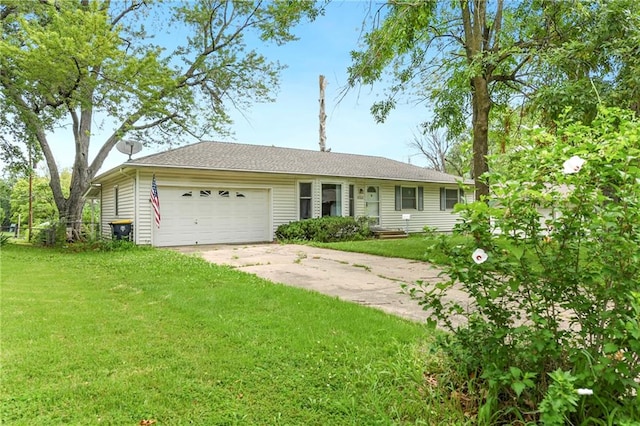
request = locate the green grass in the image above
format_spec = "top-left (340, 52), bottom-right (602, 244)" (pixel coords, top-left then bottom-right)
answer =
top-left (0, 244), bottom-right (468, 425)
top-left (312, 233), bottom-right (470, 265)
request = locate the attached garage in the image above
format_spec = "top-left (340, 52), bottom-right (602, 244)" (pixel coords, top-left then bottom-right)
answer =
top-left (154, 186), bottom-right (271, 247)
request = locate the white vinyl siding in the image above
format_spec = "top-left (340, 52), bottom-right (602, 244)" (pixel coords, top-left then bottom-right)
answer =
top-left (100, 173), bottom-right (136, 240)
top-left (96, 168), bottom-right (472, 245)
top-left (379, 182), bottom-right (471, 233)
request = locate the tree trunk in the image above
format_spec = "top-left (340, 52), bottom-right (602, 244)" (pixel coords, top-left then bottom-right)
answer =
top-left (461, 0), bottom-right (493, 201)
top-left (38, 102), bottom-right (95, 242)
top-left (60, 105), bottom-right (94, 241)
top-left (61, 191), bottom-right (86, 241)
top-left (471, 76), bottom-right (491, 199)
top-left (45, 152), bottom-right (90, 242)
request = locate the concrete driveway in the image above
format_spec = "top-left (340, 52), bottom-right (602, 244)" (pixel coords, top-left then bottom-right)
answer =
top-left (174, 243), bottom-right (470, 324)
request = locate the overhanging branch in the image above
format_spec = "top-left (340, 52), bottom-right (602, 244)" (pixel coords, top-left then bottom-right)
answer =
top-left (110, 0), bottom-right (146, 27)
top-left (129, 113), bottom-right (179, 131)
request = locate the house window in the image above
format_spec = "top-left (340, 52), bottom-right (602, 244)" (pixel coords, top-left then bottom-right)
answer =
top-left (299, 182), bottom-right (312, 219)
top-left (348, 185), bottom-right (354, 217)
top-left (114, 186), bottom-right (119, 216)
top-left (218, 190), bottom-right (229, 197)
top-left (182, 191), bottom-right (193, 197)
top-left (200, 190), bottom-right (211, 197)
top-left (236, 192), bottom-right (245, 198)
top-left (395, 186), bottom-right (424, 211)
top-left (322, 184), bottom-right (342, 216)
top-left (401, 187), bottom-right (417, 209)
top-left (440, 188), bottom-right (465, 210)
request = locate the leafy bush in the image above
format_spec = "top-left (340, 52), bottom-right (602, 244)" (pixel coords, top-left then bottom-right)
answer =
top-left (422, 225), bottom-right (439, 238)
top-left (33, 222), bottom-right (67, 246)
top-left (410, 107), bottom-right (640, 424)
top-left (0, 233), bottom-right (10, 246)
top-left (276, 216), bottom-right (372, 242)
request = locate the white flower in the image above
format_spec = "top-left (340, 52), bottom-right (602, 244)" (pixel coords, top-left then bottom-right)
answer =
top-left (576, 388), bottom-right (593, 396)
top-left (562, 155), bottom-right (586, 174)
top-left (472, 248), bottom-right (488, 264)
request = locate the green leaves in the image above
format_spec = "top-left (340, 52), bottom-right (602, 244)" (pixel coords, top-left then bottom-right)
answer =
top-left (1, 0), bottom-right (322, 234)
top-left (531, 0), bottom-right (640, 124)
top-left (414, 106), bottom-right (640, 423)
top-left (538, 370), bottom-right (580, 426)
top-left (275, 217), bottom-right (372, 243)
top-left (508, 367), bottom-right (536, 397)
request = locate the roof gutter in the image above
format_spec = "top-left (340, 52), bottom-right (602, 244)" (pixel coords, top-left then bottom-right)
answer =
top-left (83, 183), bottom-right (102, 199)
top-left (124, 162), bottom-right (473, 185)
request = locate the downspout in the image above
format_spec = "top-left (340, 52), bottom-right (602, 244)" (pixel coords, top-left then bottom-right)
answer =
top-left (99, 189), bottom-right (103, 239)
top-left (134, 169), bottom-right (139, 245)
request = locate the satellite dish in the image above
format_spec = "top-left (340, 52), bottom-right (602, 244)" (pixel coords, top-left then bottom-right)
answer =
top-left (116, 140), bottom-right (143, 160)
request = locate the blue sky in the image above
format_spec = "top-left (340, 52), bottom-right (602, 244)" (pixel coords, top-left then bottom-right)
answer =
top-left (47, 1), bottom-right (433, 174)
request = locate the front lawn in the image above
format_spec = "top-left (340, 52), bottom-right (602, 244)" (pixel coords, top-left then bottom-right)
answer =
top-left (313, 233), bottom-right (470, 265)
top-left (0, 244), bottom-right (468, 425)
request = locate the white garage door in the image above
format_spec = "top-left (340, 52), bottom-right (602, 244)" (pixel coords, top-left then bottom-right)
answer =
top-left (154, 187), bottom-right (270, 246)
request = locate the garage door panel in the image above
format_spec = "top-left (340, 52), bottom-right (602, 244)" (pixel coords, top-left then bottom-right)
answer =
top-left (155, 186), bottom-right (270, 246)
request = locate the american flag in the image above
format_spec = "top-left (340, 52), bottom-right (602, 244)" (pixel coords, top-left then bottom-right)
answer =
top-left (150, 174), bottom-right (161, 228)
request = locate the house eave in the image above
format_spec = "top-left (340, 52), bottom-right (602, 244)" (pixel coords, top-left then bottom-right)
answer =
top-left (83, 183), bottom-right (101, 198)
top-left (97, 162), bottom-right (472, 186)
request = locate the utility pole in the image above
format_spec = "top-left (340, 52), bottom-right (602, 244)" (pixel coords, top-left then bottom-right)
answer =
top-left (319, 75), bottom-right (327, 152)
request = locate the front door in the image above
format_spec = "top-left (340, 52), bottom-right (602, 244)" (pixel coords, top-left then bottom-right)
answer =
top-left (365, 186), bottom-right (380, 225)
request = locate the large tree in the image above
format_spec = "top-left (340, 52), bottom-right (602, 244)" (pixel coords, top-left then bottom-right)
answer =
top-left (347, 0), bottom-right (639, 199)
top-left (348, 0), bottom-right (539, 198)
top-left (0, 0), bottom-right (322, 238)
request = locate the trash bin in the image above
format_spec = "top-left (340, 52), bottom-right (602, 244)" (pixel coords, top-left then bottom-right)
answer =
top-left (109, 220), bottom-right (133, 240)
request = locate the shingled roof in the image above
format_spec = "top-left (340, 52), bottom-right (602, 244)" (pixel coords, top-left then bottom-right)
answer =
top-left (123, 141), bottom-right (468, 184)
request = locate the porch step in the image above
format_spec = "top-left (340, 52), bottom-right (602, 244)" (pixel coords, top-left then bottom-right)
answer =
top-left (372, 229), bottom-right (408, 239)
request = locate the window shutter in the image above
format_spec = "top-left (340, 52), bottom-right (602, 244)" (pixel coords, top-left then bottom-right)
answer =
top-left (439, 187), bottom-right (446, 211)
top-left (418, 187), bottom-right (424, 211)
top-left (460, 188), bottom-right (465, 203)
top-left (395, 186), bottom-right (401, 211)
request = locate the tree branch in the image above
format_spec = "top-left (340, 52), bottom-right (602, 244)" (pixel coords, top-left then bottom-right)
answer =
top-left (2, 84), bottom-right (66, 210)
top-left (110, 0), bottom-right (146, 27)
top-left (487, 0), bottom-right (503, 52)
top-left (489, 55), bottom-right (531, 83)
top-left (129, 113), bottom-right (179, 131)
top-left (89, 113), bottom-right (141, 174)
top-left (460, 0), bottom-right (474, 61)
top-left (68, 103), bottom-right (80, 143)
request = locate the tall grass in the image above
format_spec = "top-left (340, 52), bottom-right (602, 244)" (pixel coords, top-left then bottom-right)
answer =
top-left (1, 244), bottom-right (468, 425)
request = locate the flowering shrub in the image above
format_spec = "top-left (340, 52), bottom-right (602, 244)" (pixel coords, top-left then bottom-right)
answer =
top-left (411, 107), bottom-right (640, 423)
